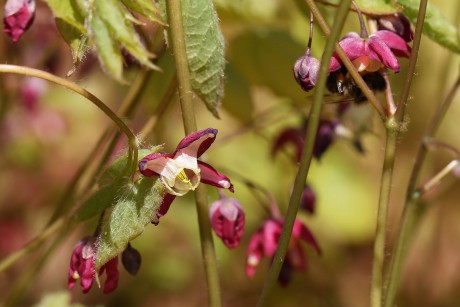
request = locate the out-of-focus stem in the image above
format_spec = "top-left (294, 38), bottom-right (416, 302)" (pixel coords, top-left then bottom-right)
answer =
top-left (256, 1), bottom-right (352, 305)
top-left (165, 1), bottom-right (221, 306)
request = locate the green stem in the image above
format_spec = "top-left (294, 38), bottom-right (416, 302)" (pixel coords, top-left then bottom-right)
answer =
top-left (305, 0), bottom-right (386, 120)
top-left (256, 1), bottom-right (352, 305)
top-left (371, 117), bottom-right (398, 307)
top-left (384, 73), bottom-right (460, 307)
top-left (165, 1), bottom-right (221, 306)
top-left (0, 64), bottom-right (138, 180)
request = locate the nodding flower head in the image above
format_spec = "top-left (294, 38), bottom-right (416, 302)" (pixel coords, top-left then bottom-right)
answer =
top-left (245, 218), bottom-right (321, 285)
top-left (377, 13), bottom-right (414, 42)
top-left (210, 193), bottom-right (245, 249)
top-left (139, 128), bottom-right (234, 221)
top-left (293, 51), bottom-right (321, 92)
top-left (329, 31), bottom-right (411, 73)
top-left (3, 0), bottom-right (36, 43)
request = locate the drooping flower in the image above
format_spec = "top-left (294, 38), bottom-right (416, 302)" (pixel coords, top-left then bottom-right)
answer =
top-left (67, 237), bottom-right (120, 294)
top-left (245, 218), bottom-right (321, 285)
top-left (3, 0), bottom-right (35, 43)
top-left (329, 31), bottom-right (411, 73)
top-left (377, 13), bottom-right (414, 42)
top-left (139, 128), bottom-right (234, 220)
top-left (272, 120), bottom-right (338, 161)
top-left (210, 192), bottom-right (245, 248)
top-left (293, 50), bottom-right (321, 92)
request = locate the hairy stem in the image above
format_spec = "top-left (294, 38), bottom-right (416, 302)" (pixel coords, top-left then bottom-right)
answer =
top-left (0, 64), bottom-right (138, 180)
top-left (165, 1), bottom-right (221, 306)
top-left (256, 1), bottom-right (352, 305)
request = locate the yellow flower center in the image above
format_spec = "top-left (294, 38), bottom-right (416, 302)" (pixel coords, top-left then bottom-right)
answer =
top-left (176, 169), bottom-right (192, 188)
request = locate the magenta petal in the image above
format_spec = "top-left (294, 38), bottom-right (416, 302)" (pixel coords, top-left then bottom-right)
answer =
top-left (101, 257), bottom-right (119, 294)
top-left (373, 30), bottom-right (411, 58)
top-left (175, 128), bottom-right (218, 158)
top-left (328, 33), bottom-right (365, 72)
top-left (79, 256), bottom-right (95, 293)
top-left (367, 35), bottom-right (400, 72)
top-left (210, 198), bottom-right (245, 248)
top-left (292, 219), bottom-right (321, 255)
top-left (155, 193), bottom-right (176, 221)
top-left (262, 219), bottom-right (282, 257)
top-left (287, 242), bottom-right (307, 270)
top-left (197, 161), bottom-right (234, 192)
top-left (3, 0), bottom-right (35, 43)
top-left (246, 230), bottom-right (264, 278)
top-left (138, 152), bottom-right (172, 177)
top-left (272, 127), bottom-right (304, 162)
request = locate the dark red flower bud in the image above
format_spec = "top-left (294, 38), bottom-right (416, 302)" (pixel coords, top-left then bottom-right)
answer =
top-left (3, 0), bottom-right (35, 43)
top-left (122, 244), bottom-right (142, 275)
top-left (99, 257), bottom-right (119, 294)
top-left (300, 185), bottom-right (316, 214)
top-left (377, 13), bottom-right (414, 42)
top-left (68, 237), bottom-right (96, 294)
top-left (293, 51), bottom-right (320, 92)
top-left (210, 194), bottom-right (245, 249)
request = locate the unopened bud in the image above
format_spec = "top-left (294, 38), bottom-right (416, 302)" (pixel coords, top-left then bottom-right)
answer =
top-left (293, 51), bottom-right (320, 92)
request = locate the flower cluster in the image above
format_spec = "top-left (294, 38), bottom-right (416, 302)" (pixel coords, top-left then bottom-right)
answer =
top-left (3, 0), bottom-right (35, 43)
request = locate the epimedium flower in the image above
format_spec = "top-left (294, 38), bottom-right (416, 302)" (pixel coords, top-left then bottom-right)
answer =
top-left (139, 128), bottom-right (234, 220)
top-left (246, 218), bottom-right (321, 285)
top-left (377, 13), bottom-right (414, 43)
top-left (329, 31), bottom-right (411, 73)
top-left (67, 237), bottom-right (120, 294)
top-left (3, 0), bottom-right (35, 43)
top-left (210, 192), bottom-right (245, 248)
top-left (293, 50), bottom-right (321, 92)
top-left (272, 120), bottom-right (338, 161)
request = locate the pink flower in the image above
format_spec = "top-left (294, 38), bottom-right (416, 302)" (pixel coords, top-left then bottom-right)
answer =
top-left (68, 237), bottom-right (119, 294)
top-left (245, 218), bottom-right (321, 285)
top-left (210, 193), bottom-right (245, 248)
top-left (3, 0), bottom-right (35, 43)
top-left (139, 128), bottom-right (234, 221)
top-left (293, 51), bottom-right (321, 92)
top-left (329, 31), bottom-right (411, 73)
top-left (377, 13), bottom-right (414, 42)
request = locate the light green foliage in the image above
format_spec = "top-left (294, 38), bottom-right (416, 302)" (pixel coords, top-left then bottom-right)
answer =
top-left (354, 0), bottom-right (398, 15)
top-left (34, 291), bottom-right (84, 307)
top-left (221, 65), bottom-right (254, 123)
top-left (159, 0), bottom-right (225, 117)
top-left (43, 0), bottom-right (164, 81)
top-left (73, 148), bottom-right (161, 221)
top-left (397, 0), bottom-right (460, 53)
top-left (95, 177), bottom-right (166, 270)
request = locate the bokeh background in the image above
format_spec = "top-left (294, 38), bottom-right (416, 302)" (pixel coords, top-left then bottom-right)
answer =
top-left (1, 0), bottom-right (460, 306)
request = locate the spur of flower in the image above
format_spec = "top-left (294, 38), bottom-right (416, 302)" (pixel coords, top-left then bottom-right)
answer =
top-left (139, 128), bottom-right (234, 220)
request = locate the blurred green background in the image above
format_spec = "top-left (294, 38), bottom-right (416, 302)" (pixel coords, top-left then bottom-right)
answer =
top-left (1, 0), bottom-right (460, 306)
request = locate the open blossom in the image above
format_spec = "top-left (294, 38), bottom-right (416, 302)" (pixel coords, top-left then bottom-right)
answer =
top-left (210, 193), bottom-right (245, 248)
top-left (139, 128), bottom-right (234, 221)
top-left (67, 237), bottom-right (119, 294)
top-left (3, 0), bottom-right (35, 43)
top-left (246, 218), bottom-right (321, 285)
top-left (329, 31), bottom-right (411, 73)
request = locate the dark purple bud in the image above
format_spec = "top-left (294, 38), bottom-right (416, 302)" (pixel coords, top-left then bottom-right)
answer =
top-left (313, 120), bottom-right (337, 160)
top-left (122, 244), bottom-right (142, 275)
top-left (278, 260), bottom-right (293, 286)
top-left (293, 51), bottom-right (320, 92)
top-left (3, 0), bottom-right (35, 43)
top-left (377, 13), bottom-right (414, 42)
top-left (300, 185), bottom-right (316, 214)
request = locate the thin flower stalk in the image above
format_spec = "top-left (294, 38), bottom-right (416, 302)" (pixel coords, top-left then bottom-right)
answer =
top-left (165, 1), bottom-right (221, 306)
top-left (257, 0), bottom-right (352, 305)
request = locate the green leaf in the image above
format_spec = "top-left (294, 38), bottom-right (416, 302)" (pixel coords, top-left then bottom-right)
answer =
top-left (43, 0), bottom-right (86, 33)
top-left (93, 0), bottom-right (160, 71)
top-left (159, 0), bottom-right (226, 117)
top-left (397, 0), bottom-right (460, 53)
top-left (55, 19), bottom-right (88, 77)
top-left (221, 65), bottom-right (253, 123)
top-left (95, 177), bottom-right (166, 270)
top-left (91, 16), bottom-right (125, 82)
top-left (355, 0), bottom-right (398, 15)
top-left (73, 148), bottom-right (161, 221)
top-left (120, 0), bottom-right (166, 25)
